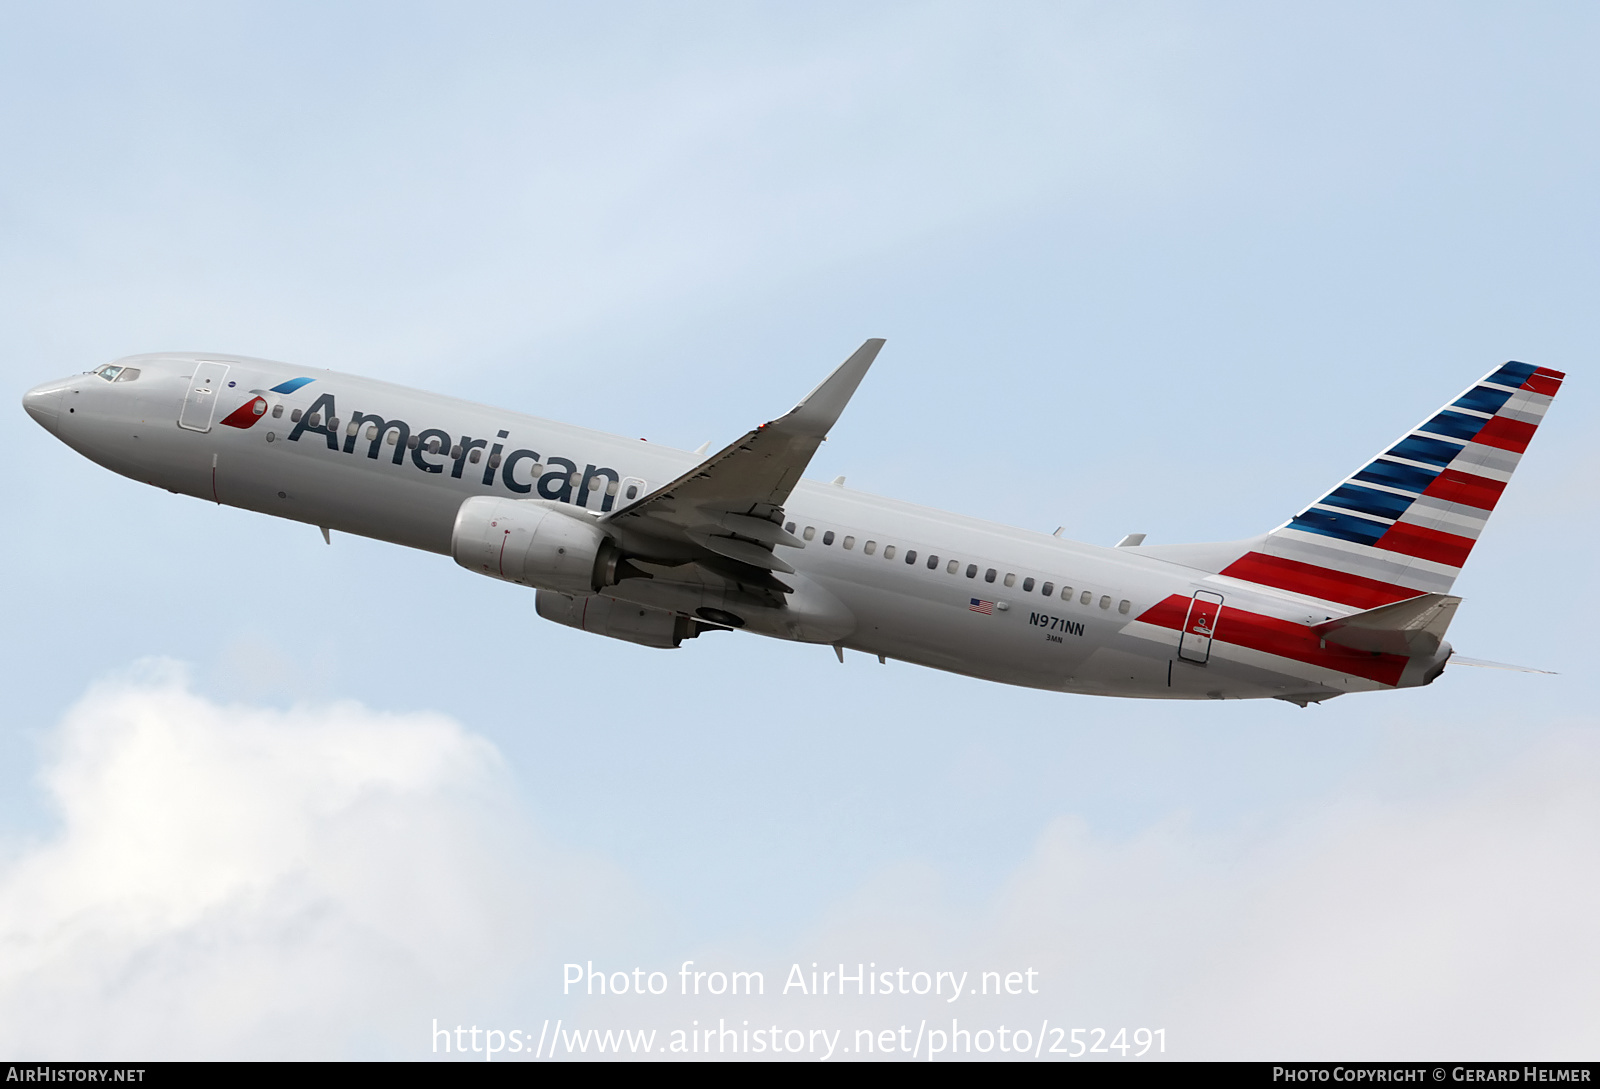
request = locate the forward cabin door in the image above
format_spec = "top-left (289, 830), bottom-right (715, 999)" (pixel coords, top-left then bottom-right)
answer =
top-left (178, 361), bottom-right (231, 432)
top-left (1177, 590), bottom-right (1225, 664)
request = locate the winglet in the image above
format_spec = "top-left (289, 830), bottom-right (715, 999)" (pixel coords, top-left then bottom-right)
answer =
top-left (782, 338), bottom-right (884, 436)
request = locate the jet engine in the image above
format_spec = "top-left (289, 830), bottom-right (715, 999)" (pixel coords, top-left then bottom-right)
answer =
top-left (451, 496), bottom-right (620, 595)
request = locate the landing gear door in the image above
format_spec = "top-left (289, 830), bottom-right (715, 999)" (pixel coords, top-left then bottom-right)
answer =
top-left (178, 361), bottom-right (231, 432)
top-left (1177, 590), bottom-right (1224, 664)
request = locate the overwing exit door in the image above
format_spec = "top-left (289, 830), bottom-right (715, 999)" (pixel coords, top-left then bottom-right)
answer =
top-left (178, 361), bottom-right (231, 432)
top-left (1177, 590), bottom-right (1225, 664)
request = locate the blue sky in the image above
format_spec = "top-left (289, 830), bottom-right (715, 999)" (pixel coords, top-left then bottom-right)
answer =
top-left (2, 2), bottom-right (1596, 1060)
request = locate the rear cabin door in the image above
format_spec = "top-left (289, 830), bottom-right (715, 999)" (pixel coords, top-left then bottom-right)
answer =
top-left (1177, 590), bottom-right (1225, 664)
top-left (178, 361), bottom-right (231, 432)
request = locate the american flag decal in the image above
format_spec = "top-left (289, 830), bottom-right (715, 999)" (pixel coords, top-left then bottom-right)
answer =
top-left (969, 598), bottom-right (994, 615)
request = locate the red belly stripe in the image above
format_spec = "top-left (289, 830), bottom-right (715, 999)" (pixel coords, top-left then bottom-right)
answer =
top-left (1136, 594), bottom-right (1408, 687)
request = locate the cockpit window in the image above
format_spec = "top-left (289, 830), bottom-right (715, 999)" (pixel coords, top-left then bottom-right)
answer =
top-left (96, 365), bottom-right (122, 381)
top-left (92, 365), bottom-right (141, 383)
top-left (114, 367), bottom-right (140, 382)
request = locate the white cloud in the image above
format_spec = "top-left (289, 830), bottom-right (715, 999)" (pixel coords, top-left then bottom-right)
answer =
top-left (0, 662), bottom-right (631, 1059)
top-left (3, 666), bottom-right (1594, 1060)
top-left (611, 726), bottom-right (1600, 1061)
top-left (1168, 731), bottom-right (1600, 1058)
top-left (792, 725), bottom-right (1600, 1059)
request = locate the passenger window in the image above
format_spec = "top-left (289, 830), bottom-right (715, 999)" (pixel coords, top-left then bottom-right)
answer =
top-left (823, 531), bottom-right (835, 546)
top-left (904, 550), bottom-right (916, 564)
top-left (985, 568), bottom-right (997, 583)
top-left (1023, 577), bottom-right (1035, 592)
top-left (803, 526), bottom-right (816, 541)
top-left (625, 483), bottom-right (638, 500)
top-left (327, 417), bottom-right (339, 432)
top-left (1060, 585), bottom-right (1071, 600)
top-left (966, 564), bottom-right (977, 578)
top-left (1041, 582), bottom-right (1053, 597)
top-left (470, 449), bottom-right (483, 463)
top-left (489, 453), bottom-right (502, 468)
top-left (367, 425), bottom-right (379, 441)
top-left (272, 405), bottom-right (283, 418)
top-left (1080, 590), bottom-right (1092, 605)
top-left (114, 368), bottom-right (140, 382)
top-left (927, 555), bottom-right (939, 570)
top-left (451, 445), bottom-right (463, 459)
top-left (1119, 599), bottom-right (1131, 614)
top-left (1003, 573), bottom-right (1016, 588)
top-left (947, 560), bottom-right (958, 574)
top-left (290, 409), bottom-right (303, 422)
top-left (843, 536), bottom-right (855, 550)
top-left (307, 413), bottom-right (320, 427)
top-left (407, 435), bottom-right (419, 449)
top-left (346, 422), bottom-right (358, 436)
top-left (785, 522), bottom-right (796, 534)
top-left (1099, 595), bottom-right (1111, 609)
top-left (864, 541), bottom-right (877, 555)
top-left (884, 545), bottom-right (896, 560)
top-left (606, 480), bottom-right (619, 495)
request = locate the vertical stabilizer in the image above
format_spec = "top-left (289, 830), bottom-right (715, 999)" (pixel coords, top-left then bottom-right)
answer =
top-left (1218, 362), bottom-right (1564, 608)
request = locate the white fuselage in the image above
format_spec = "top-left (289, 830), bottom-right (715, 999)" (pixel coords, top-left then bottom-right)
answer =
top-left (24, 353), bottom-right (1443, 703)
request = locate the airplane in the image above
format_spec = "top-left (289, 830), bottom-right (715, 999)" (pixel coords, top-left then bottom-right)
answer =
top-left (21, 343), bottom-right (1562, 705)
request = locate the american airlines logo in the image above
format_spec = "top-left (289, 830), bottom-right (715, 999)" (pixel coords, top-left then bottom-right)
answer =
top-left (218, 377), bottom-right (316, 429)
top-left (264, 387), bottom-right (625, 511)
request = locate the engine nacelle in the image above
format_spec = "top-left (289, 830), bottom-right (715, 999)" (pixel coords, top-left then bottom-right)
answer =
top-left (536, 590), bottom-right (710, 649)
top-left (451, 496), bottom-right (614, 595)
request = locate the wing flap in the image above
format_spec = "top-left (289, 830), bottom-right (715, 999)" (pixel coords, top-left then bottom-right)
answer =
top-left (687, 530), bottom-right (797, 574)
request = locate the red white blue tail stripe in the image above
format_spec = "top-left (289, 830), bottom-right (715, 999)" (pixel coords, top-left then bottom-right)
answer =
top-left (1220, 361), bottom-right (1563, 609)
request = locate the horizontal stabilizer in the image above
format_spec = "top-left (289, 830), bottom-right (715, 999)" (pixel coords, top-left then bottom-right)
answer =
top-left (1447, 655), bottom-right (1556, 674)
top-left (1312, 593), bottom-right (1460, 657)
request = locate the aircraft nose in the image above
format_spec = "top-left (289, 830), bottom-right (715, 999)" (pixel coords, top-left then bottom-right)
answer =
top-left (22, 379), bottom-right (68, 434)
